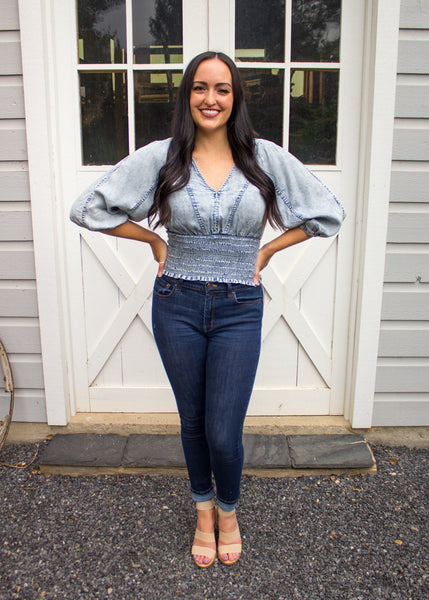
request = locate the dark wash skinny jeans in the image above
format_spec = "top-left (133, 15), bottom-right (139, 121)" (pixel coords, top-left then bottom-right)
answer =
top-left (152, 274), bottom-right (263, 511)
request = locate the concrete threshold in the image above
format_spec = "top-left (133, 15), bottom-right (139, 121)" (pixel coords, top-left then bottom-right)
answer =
top-left (38, 432), bottom-right (377, 478)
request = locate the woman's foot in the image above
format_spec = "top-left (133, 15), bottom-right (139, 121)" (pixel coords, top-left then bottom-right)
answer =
top-left (191, 499), bottom-right (217, 568)
top-left (217, 507), bottom-right (242, 565)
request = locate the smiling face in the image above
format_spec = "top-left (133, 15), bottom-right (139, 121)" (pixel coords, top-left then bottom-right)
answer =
top-left (189, 58), bottom-right (234, 135)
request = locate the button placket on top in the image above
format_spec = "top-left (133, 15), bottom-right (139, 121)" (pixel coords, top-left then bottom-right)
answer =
top-left (211, 191), bottom-right (222, 234)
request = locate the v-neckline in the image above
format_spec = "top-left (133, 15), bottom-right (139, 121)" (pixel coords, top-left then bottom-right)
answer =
top-left (192, 158), bottom-right (235, 193)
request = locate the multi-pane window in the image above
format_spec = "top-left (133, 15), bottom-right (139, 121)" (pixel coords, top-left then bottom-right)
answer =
top-left (235, 0), bottom-right (341, 164)
top-left (77, 0), bottom-right (183, 165)
top-left (76, 0), bottom-right (341, 166)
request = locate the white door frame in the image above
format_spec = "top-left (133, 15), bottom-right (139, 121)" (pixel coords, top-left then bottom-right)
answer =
top-left (18, 0), bottom-right (400, 427)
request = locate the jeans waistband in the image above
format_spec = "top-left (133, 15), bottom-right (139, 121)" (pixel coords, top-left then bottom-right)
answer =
top-left (160, 274), bottom-right (254, 294)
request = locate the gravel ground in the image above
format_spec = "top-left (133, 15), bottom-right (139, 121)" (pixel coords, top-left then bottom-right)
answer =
top-left (0, 443), bottom-right (427, 600)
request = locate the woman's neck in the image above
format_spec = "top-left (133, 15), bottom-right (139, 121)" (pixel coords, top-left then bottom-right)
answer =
top-left (193, 128), bottom-right (231, 157)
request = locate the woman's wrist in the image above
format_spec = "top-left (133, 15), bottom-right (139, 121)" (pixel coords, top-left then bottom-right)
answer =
top-left (260, 243), bottom-right (276, 260)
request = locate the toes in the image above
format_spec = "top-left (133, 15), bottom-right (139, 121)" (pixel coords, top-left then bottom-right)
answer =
top-left (221, 552), bottom-right (240, 562)
top-left (193, 554), bottom-right (211, 565)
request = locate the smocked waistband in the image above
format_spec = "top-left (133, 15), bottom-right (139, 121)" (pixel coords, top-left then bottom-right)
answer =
top-left (163, 232), bottom-right (260, 286)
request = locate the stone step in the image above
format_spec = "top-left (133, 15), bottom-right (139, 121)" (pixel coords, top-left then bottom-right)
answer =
top-left (39, 433), bottom-right (376, 477)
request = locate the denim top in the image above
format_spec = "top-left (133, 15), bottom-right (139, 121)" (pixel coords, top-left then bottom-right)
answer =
top-left (70, 138), bottom-right (345, 285)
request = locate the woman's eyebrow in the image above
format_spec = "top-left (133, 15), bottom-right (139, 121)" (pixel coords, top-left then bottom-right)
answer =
top-left (193, 80), bottom-right (232, 87)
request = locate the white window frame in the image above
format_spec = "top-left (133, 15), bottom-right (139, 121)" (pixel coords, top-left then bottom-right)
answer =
top-left (18, 0), bottom-right (400, 427)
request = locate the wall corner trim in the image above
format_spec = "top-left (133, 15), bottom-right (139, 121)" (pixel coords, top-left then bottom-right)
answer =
top-left (18, 0), bottom-right (71, 425)
top-left (347, 0), bottom-right (401, 429)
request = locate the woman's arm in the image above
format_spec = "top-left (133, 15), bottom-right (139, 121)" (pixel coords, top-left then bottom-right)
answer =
top-left (102, 221), bottom-right (168, 277)
top-left (254, 227), bottom-right (310, 285)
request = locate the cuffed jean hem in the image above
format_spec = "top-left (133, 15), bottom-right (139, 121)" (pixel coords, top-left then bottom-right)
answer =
top-left (191, 489), bottom-right (215, 503)
top-left (216, 499), bottom-right (238, 512)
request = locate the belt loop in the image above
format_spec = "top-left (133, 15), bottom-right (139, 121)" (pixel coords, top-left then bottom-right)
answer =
top-left (227, 283), bottom-right (233, 299)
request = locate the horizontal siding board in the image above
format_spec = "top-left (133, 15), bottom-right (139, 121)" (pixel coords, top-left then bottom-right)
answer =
top-left (0, 127), bottom-right (27, 161)
top-left (9, 356), bottom-right (45, 389)
top-left (372, 399), bottom-right (429, 426)
top-left (400, 0), bottom-right (429, 29)
top-left (387, 212), bottom-right (429, 242)
top-left (0, 169), bottom-right (30, 201)
top-left (0, 391), bottom-right (47, 423)
top-left (395, 84), bottom-right (429, 117)
top-left (375, 364), bottom-right (429, 392)
top-left (0, 210), bottom-right (33, 240)
top-left (384, 251), bottom-right (429, 282)
top-left (397, 40), bottom-right (429, 74)
top-left (0, 321), bottom-right (41, 353)
top-left (381, 290), bottom-right (429, 320)
top-left (0, 41), bottom-right (22, 75)
top-left (0, 248), bottom-right (35, 278)
top-left (0, 288), bottom-right (38, 317)
top-left (0, 0), bottom-right (19, 30)
top-left (0, 84), bottom-right (25, 118)
top-left (390, 170), bottom-right (429, 202)
top-left (378, 328), bottom-right (429, 356)
top-left (392, 128), bottom-right (429, 160)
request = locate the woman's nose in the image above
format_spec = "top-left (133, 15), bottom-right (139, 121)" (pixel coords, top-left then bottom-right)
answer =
top-left (204, 90), bottom-right (216, 105)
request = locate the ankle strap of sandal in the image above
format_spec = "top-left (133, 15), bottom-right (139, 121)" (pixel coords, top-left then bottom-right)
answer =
top-left (196, 499), bottom-right (215, 510)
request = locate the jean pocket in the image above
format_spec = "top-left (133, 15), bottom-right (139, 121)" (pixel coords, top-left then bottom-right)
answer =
top-left (232, 285), bottom-right (263, 305)
top-left (153, 276), bottom-right (177, 298)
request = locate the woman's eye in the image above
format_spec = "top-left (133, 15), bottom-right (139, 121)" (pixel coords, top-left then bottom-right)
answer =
top-left (192, 85), bottom-right (204, 92)
top-left (218, 88), bottom-right (230, 95)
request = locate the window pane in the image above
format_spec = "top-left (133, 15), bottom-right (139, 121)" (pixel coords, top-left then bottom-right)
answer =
top-left (133, 0), bottom-right (183, 64)
top-left (235, 0), bottom-right (285, 63)
top-left (78, 0), bottom-right (126, 64)
top-left (135, 71), bottom-right (182, 148)
top-left (291, 0), bottom-right (341, 63)
top-left (80, 72), bottom-right (128, 165)
top-left (240, 69), bottom-right (284, 146)
top-left (289, 69), bottom-right (338, 164)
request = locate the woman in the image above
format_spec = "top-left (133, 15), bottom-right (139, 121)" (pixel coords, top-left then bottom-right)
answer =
top-left (71, 51), bottom-right (345, 568)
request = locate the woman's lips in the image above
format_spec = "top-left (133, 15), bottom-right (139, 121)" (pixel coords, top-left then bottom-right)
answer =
top-left (200, 109), bottom-right (220, 118)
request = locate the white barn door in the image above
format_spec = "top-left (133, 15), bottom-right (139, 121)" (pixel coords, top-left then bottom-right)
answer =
top-left (59, 0), bottom-right (364, 414)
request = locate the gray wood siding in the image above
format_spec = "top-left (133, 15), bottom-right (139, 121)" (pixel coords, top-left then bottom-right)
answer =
top-left (399, 0), bottom-right (429, 28)
top-left (0, 3), bottom-right (46, 423)
top-left (375, 0), bottom-right (429, 425)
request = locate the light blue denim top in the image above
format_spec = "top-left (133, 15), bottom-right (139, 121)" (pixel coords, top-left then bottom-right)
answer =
top-left (70, 138), bottom-right (345, 285)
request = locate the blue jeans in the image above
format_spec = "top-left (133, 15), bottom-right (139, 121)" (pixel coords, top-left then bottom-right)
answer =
top-left (152, 275), bottom-right (263, 511)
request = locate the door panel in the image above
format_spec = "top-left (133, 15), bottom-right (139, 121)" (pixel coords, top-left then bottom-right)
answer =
top-left (65, 0), bottom-right (364, 415)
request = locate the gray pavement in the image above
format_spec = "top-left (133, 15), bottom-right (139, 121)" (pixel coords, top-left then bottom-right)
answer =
top-left (0, 441), bottom-right (428, 600)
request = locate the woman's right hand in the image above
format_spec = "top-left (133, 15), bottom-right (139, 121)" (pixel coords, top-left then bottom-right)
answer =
top-left (100, 221), bottom-right (168, 276)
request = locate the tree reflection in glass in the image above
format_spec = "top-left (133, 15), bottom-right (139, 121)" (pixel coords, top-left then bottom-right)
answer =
top-left (80, 72), bottom-right (128, 165)
top-left (240, 69), bottom-right (284, 146)
top-left (289, 69), bottom-right (338, 164)
top-left (291, 0), bottom-right (341, 63)
top-left (235, 0), bottom-right (285, 63)
top-left (77, 0), bottom-right (126, 64)
top-left (133, 0), bottom-right (183, 64)
top-left (135, 71), bottom-right (182, 149)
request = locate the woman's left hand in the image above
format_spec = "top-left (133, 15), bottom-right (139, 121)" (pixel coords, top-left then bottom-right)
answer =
top-left (253, 246), bottom-right (273, 285)
top-left (150, 236), bottom-right (168, 277)
top-left (254, 228), bottom-right (311, 285)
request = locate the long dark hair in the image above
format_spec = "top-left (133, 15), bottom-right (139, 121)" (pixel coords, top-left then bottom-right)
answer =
top-left (148, 51), bottom-right (284, 229)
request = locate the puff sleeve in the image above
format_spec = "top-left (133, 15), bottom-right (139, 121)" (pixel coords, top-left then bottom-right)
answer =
top-left (255, 139), bottom-right (345, 237)
top-left (70, 139), bottom-right (171, 231)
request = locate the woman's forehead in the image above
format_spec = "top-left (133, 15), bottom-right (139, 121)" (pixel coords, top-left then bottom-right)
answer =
top-left (193, 58), bottom-right (232, 83)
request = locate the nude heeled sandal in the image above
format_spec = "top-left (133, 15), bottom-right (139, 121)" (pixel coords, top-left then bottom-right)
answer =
top-left (217, 506), bottom-right (242, 566)
top-left (191, 499), bottom-right (217, 568)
